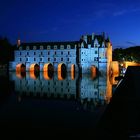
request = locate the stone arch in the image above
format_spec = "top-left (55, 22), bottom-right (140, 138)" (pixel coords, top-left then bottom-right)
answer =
top-left (16, 71), bottom-right (26, 79)
top-left (43, 63), bottom-right (54, 72)
top-left (43, 71), bottom-right (53, 80)
top-left (16, 63), bottom-right (26, 72)
top-left (71, 64), bottom-right (75, 80)
top-left (58, 63), bottom-right (67, 80)
top-left (29, 71), bottom-right (39, 79)
top-left (91, 65), bottom-right (97, 79)
top-left (58, 63), bottom-right (67, 72)
top-left (30, 63), bottom-right (40, 72)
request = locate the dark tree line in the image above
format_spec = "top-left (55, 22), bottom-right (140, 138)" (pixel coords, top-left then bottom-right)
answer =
top-left (0, 37), bottom-right (15, 65)
top-left (113, 46), bottom-right (140, 62)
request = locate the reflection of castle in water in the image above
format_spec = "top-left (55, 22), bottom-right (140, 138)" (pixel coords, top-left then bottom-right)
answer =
top-left (9, 71), bottom-right (112, 108)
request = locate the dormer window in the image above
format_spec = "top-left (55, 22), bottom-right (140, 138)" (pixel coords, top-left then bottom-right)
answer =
top-left (60, 45), bottom-right (64, 49)
top-left (26, 46), bottom-right (29, 50)
top-left (19, 47), bottom-right (22, 50)
top-left (33, 46), bottom-right (36, 50)
top-left (47, 45), bottom-right (50, 50)
top-left (54, 45), bottom-right (57, 49)
top-left (40, 45), bottom-right (43, 50)
top-left (67, 45), bottom-right (71, 49)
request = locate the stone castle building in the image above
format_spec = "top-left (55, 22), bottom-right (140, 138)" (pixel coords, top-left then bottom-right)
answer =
top-left (9, 33), bottom-right (112, 75)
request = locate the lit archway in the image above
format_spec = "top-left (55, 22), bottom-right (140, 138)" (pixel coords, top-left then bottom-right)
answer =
top-left (29, 71), bottom-right (39, 79)
top-left (91, 66), bottom-right (97, 79)
top-left (43, 71), bottom-right (53, 80)
top-left (16, 71), bottom-right (26, 79)
top-left (58, 63), bottom-right (67, 80)
top-left (71, 64), bottom-right (75, 80)
top-left (30, 63), bottom-right (40, 72)
top-left (43, 63), bottom-right (54, 72)
top-left (16, 63), bottom-right (26, 72)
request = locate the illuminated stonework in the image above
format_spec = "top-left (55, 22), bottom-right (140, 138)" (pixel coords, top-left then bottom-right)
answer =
top-left (9, 33), bottom-right (112, 74)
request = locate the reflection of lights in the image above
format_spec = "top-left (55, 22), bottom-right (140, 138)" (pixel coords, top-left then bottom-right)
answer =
top-left (16, 63), bottom-right (26, 72)
top-left (29, 71), bottom-right (37, 79)
top-left (43, 71), bottom-right (51, 80)
top-left (58, 71), bottom-right (64, 80)
top-left (91, 66), bottom-right (97, 79)
top-left (16, 71), bottom-right (26, 79)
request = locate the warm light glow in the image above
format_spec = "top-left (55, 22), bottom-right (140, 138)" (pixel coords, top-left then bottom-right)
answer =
top-left (16, 63), bottom-right (26, 72)
top-left (29, 71), bottom-right (37, 79)
top-left (110, 61), bottom-right (119, 76)
top-left (30, 63), bottom-right (40, 72)
top-left (106, 72), bottom-right (112, 103)
top-left (43, 71), bottom-right (51, 80)
top-left (123, 61), bottom-right (140, 68)
top-left (43, 63), bottom-right (53, 71)
top-left (57, 63), bottom-right (66, 80)
top-left (71, 64), bottom-right (75, 80)
top-left (90, 66), bottom-right (96, 79)
top-left (109, 74), bottom-right (119, 85)
top-left (58, 71), bottom-right (64, 80)
top-left (16, 71), bottom-right (25, 79)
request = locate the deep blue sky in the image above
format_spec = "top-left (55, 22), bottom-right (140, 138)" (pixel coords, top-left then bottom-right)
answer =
top-left (0, 0), bottom-right (140, 48)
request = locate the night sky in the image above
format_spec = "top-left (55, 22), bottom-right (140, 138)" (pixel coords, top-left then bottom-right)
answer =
top-left (1, 0), bottom-right (140, 48)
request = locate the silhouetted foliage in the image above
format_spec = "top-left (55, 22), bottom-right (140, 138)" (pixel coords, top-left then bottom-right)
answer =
top-left (113, 46), bottom-right (140, 62)
top-left (0, 37), bottom-right (15, 65)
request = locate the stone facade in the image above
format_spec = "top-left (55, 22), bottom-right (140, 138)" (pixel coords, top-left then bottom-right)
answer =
top-left (9, 33), bottom-right (112, 74)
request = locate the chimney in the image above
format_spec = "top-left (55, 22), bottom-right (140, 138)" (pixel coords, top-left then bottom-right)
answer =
top-left (17, 39), bottom-right (21, 47)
